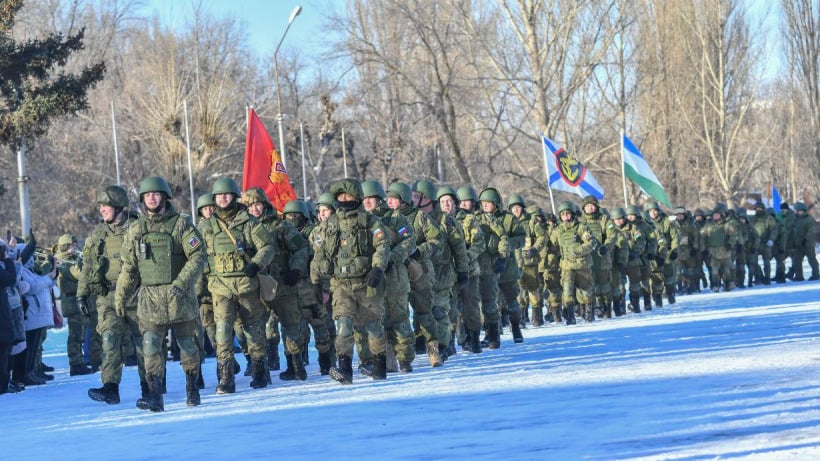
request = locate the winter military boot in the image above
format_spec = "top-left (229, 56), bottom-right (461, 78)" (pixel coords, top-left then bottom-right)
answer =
top-left (628, 294), bottom-right (641, 313)
top-left (318, 351), bottom-right (333, 376)
top-left (551, 306), bottom-right (563, 324)
top-left (582, 304), bottom-right (595, 322)
top-left (196, 366), bottom-right (205, 390)
top-left (486, 324), bottom-right (501, 349)
top-left (372, 353), bottom-right (387, 380)
top-left (469, 329), bottom-right (483, 354)
top-left (136, 380), bottom-right (151, 410)
top-left (438, 343), bottom-right (449, 363)
top-left (600, 301), bottom-right (612, 319)
top-left (145, 374), bottom-right (164, 412)
top-left (186, 371), bottom-right (201, 406)
top-left (652, 293), bottom-right (663, 308)
top-left (385, 346), bottom-right (399, 373)
top-left (243, 354), bottom-right (253, 376)
top-left (88, 383), bottom-right (120, 405)
top-left (564, 304), bottom-right (577, 325)
top-left (462, 330), bottom-right (473, 353)
top-left (292, 352), bottom-right (307, 381)
top-left (414, 335), bottom-right (427, 354)
top-left (427, 340), bottom-right (443, 367)
top-left (643, 292), bottom-right (653, 311)
top-left (216, 360), bottom-right (236, 394)
top-left (250, 358), bottom-right (269, 389)
top-left (510, 314), bottom-right (524, 343)
top-left (445, 337), bottom-right (457, 357)
top-left (330, 355), bottom-right (354, 385)
top-left (267, 339), bottom-right (281, 371)
top-left (279, 354), bottom-right (297, 381)
top-left (666, 285), bottom-right (676, 304)
top-left (70, 365), bottom-right (93, 376)
top-left (613, 299), bottom-right (625, 317)
top-left (399, 360), bottom-right (414, 373)
top-left (531, 306), bottom-right (544, 327)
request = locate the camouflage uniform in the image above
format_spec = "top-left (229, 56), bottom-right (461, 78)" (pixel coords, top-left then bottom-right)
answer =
top-left (773, 207), bottom-right (791, 283)
top-left (614, 207), bottom-right (646, 313)
top-left (734, 209), bottom-right (759, 288)
top-left (606, 210), bottom-right (629, 316)
top-left (470, 194), bottom-right (507, 349)
top-left (549, 202), bottom-right (598, 324)
top-left (81, 186), bottom-right (145, 406)
top-left (116, 177), bottom-right (206, 411)
top-left (751, 202), bottom-right (778, 285)
top-left (510, 199), bottom-right (547, 326)
top-left (674, 208), bottom-right (701, 294)
top-left (626, 206), bottom-right (657, 311)
top-left (53, 235), bottom-right (93, 375)
top-left (645, 202), bottom-right (681, 306)
top-left (790, 203), bottom-right (819, 281)
top-left (692, 209), bottom-right (709, 289)
top-left (311, 179), bottom-right (391, 384)
top-left (700, 205), bottom-right (739, 292)
top-left (198, 178), bottom-right (276, 393)
top-left (578, 196), bottom-right (618, 320)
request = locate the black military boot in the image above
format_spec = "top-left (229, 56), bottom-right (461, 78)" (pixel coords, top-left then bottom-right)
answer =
top-left (145, 374), bottom-right (164, 412)
top-left (551, 306), bottom-right (562, 324)
top-left (318, 351), bottom-right (333, 375)
top-left (243, 354), bottom-right (253, 376)
top-left (531, 306), bottom-right (544, 327)
top-left (292, 352), bottom-right (307, 381)
top-left (216, 360), bottom-right (236, 394)
top-left (186, 371), bottom-right (201, 406)
top-left (330, 355), bottom-right (353, 385)
top-left (279, 354), bottom-right (296, 381)
top-left (666, 289), bottom-right (676, 305)
top-left (652, 293), bottom-right (663, 308)
top-left (399, 360), bottom-right (414, 372)
top-left (267, 339), bottom-right (281, 371)
top-left (486, 324), bottom-right (501, 349)
top-left (628, 294), bottom-right (641, 313)
top-left (613, 299), bottom-right (624, 317)
top-left (643, 292), bottom-right (653, 311)
top-left (88, 383), bottom-right (120, 405)
top-left (71, 365), bottom-right (93, 376)
top-left (136, 380), bottom-right (151, 410)
top-left (462, 330), bottom-right (473, 353)
top-left (520, 307), bottom-right (530, 327)
top-left (372, 353), bottom-right (387, 380)
top-left (250, 358), bottom-right (269, 388)
top-left (469, 329), bottom-right (482, 354)
top-left (414, 335), bottom-right (427, 354)
top-left (600, 300), bottom-right (612, 319)
top-left (445, 337), bottom-right (457, 357)
top-left (427, 340), bottom-right (443, 367)
top-left (510, 313), bottom-right (524, 343)
top-left (564, 304), bottom-right (577, 325)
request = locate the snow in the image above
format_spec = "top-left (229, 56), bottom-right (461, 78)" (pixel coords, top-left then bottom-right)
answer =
top-left (3, 279), bottom-right (820, 461)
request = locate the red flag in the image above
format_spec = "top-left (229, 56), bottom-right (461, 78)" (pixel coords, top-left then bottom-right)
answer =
top-left (242, 108), bottom-right (296, 211)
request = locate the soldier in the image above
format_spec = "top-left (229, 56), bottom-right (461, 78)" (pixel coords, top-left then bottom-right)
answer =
top-left (282, 199), bottom-right (333, 375)
top-left (772, 205), bottom-right (790, 283)
top-left (115, 177), bottom-right (206, 411)
top-left (195, 194), bottom-right (218, 361)
top-left (692, 208), bottom-right (710, 290)
top-left (700, 204), bottom-right (738, 292)
top-left (385, 181), bottom-right (445, 365)
top-left (198, 178), bottom-right (276, 394)
top-left (674, 207), bottom-right (701, 294)
top-left (606, 209), bottom-right (629, 316)
top-left (751, 202), bottom-right (778, 285)
top-left (479, 187), bottom-right (525, 342)
top-left (626, 205), bottom-right (657, 311)
top-left (549, 201), bottom-right (598, 324)
top-left (540, 212), bottom-right (563, 323)
top-left (790, 203), bottom-right (819, 281)
top-left (734, 208), bottom-right (758, 288)
top-left (311, 193), bottom-right (338, 366)
top-left (508, 196), bottom-right (546, 326)
top-left (439, 186), bottom-right (483, 353)
top-left (53, 234), bottom-right (93, 376)
top-left (81, 185), bottom-right (145, 406)
top-left (578, 196), bottom-right (617, 320)
top-left (311, 179), bottom-right (391, 384)
top-left (644, 202), bottom-right (680, 306)
top-left (612, 208), bottom-right (642, 313)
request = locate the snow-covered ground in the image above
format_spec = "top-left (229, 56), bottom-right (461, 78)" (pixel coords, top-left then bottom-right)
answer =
top-left (3, 279), bottom-right (820, 461)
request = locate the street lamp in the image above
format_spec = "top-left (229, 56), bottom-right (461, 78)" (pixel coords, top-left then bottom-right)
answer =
top-left (274, 5), bottom-right (302, 173)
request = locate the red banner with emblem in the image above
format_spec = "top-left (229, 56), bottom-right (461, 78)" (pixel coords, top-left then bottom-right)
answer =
top-left (242, 108), bottom-right (296, 212)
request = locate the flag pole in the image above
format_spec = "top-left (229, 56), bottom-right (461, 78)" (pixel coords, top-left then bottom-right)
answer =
top-left (541, 133), bottom-right (556, 215)
top-left (620, 127), bottom-right (628, 207)
top-left (184, 100), bottom-right (196, 220)
top-left (111, 101), bottom-right (121, 186)
top-left (341, 127), bottom-right (348, 179)
top-left (300, 122), bottom-right (307, 198)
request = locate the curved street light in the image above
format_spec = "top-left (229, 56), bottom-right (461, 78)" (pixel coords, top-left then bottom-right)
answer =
top-left (274, 5), bottom-right (302, 173)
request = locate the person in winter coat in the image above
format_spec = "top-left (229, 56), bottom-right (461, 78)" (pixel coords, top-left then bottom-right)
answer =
top-left (19, 245), bottom-right (57, 386)
top-left (0, 242), bottom-right (19, 394)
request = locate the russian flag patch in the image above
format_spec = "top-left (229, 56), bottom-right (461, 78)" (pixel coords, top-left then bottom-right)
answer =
top-left (188, 236), bottom-right (201, 249)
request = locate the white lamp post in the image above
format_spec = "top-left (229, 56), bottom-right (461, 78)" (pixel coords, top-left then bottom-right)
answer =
top-left (274, 5), bottom-right (302, 173)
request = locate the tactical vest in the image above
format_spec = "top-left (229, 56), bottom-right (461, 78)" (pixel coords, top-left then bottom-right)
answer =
top-left (328, 211), bottom-right (372, 279)
top-left (208, 218), bottom-right (248, 276)
top-left (56, 255), bottom-right (80, 296)
top-left (137, 215), bottom-right (186, 286)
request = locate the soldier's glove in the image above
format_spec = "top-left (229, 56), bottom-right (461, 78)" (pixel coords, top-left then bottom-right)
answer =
top-left (735, 243), bottom-right (743, 253)
top-left (312, 283), bottom-right (324, 304)
top-left (701, 251), bottom-right (709, 260)
top-left (582, 232), bottom-right (593, 242)
top-left (628, 250), bottom-right (638, 261)
top-left (766, 239), bottom-right (774, 247)
top-left (656, 256), bottom-right (665, 266)
top-left (76, 297), bottom-right (90, 317)
top-left (457, 271), bottom-right (469, 289)
top-left (171, 286), bottom-right (186, 298)
top-left (598, 245), bottom-right (608, 256)
top-left (365, 267), bottom-right (384, 288)
top-left (494, 258), bottom-right (507, 274)
top-left (669, 250), bottom-right (678, 261)
top-left (115, 302), bottom-right (126, 318)
top-left (409, 249), bottom-right (421, 260)
top-left (243, 262), bottom-right (261, 278)
top-left (525, 248), bottom-right (538, 259)
top-left (281, 269), bottom-right (300, 286)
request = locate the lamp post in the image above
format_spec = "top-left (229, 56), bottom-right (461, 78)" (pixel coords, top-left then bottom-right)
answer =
top-left (274, 5), bottom-right (302, 174)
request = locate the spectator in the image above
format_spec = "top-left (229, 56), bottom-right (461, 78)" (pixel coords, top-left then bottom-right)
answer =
top-left (1, 241), bottom-right (19, 394)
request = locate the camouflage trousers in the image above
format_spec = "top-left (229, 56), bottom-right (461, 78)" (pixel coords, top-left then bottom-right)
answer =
top-left (478, 272), bottom-right (501, 326)
top-left (96, 292), bottom-right (144, 386)
top-left (592, 265), bottom-right (612, 306)
top-left (140, 318), bottom-right (199, 379)
top-left (431, 285), bottom-right (453, 346)
top-left (560, 267), bottom-right (593, 306)
top-left (497, 280), bottom-right (522, 322)
top-left (452, 274), bottom-right (481, 333)
top-left (710, 256), bottom-right (734, 291)
top-left (624, 265), bottom-right (643, 297)
top-left (409, 270), bottom-right (438, 344)
top-left (332, 278), bottom-right (386, 357)
top-left (542, 268), bottom-right (562, 311)
top-left (265, 287), bottom-right (306, 356)
top-left (213, 291), bottom-right (268, 362)
top-left (517, 265), bottom-right (543, 314)
top-left (649, 261), bottom-right (675, 295)
top-left (357, 284), bottom-right (415, 364)
top-left (199, 301), bottom-right (216, 354)
top-left (65, 314), bottom-right (88, 368)
top-left (755, 246), bottom-right (774, 282)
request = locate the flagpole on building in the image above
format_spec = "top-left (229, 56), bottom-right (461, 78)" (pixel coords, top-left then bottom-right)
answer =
top-left (183, 100), bottom-right (196, 220)
top-left (300, 122), bottom-right (307, 198)
top-left (341, 127), bottom-right (348, 179)
top-left (620, 127), bottom-right (628, 207)
top-left (111, 101), bottom-right (121, 186)
top-left (541, 133), bottom-right (556, 215)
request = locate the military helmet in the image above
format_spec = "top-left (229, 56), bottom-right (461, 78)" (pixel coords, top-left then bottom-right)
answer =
top-left (212, 177), bottom-right (242, 197)
top-left (610, 207), bottom-right (626, 220)
top-left (478, 187), bottom-right (502, 206)
top-left (242, 187), bottom-right (271, 208)
top-left (456, 185), bottom-right (478, 202)
top-left (507, 194), bottom-right (526, 210)
top-left (673, 206), bottom-right (687, 215)
top-left (386, 181), bottom-right (413, 204)
top-left (626, 205), bottom-right (642, 216)
top-left (754, 201), bottom-right (765, 210)
top-left (736, 207), bottom-right (748, 217)
top-left (794, 202), bottom-right (808, 212)
top-left (557, 201), bottom-right (574, 214)
top-left (527, 205), bottom-right (544, 217)
top-left (96, 185), bottom-right (129, 208)
top-left (196, 193), bottom-right (215, 211)
top-left (436, 186), bottom-right (458, 201)
top-left (331, 178), bottom-right (364, 201)
top-left (361, 180), bottom-right (386, 199)
top-left (694, 208), bottom-right (706, 217)
top-left (316, 192), bottom-right (337, 210)
top-left (138, 176), bottom-right (173, 199)
top-left (643, 201), bottom-right (660, 211)
top-left (412, 180), bottom-right (438, 201)
top-left (712, 203), bottom-right (726, 215)
top-left (57, 234), bottom-right (77, 247)
top-left (545, 212), bottom-right (557, 223)
top-left (283, 199), bottom-right (310, 218)
top-left (582, 195), bottom-right (599, 207)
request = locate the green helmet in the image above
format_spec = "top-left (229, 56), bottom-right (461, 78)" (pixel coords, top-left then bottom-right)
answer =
top-left (626, 205), bottom-right (642, 216)
top-left (242, 187), bottom-right (271, 208)
top-left (96, 185), bottom-right (129, 208)
top-left (526, 205), bottom-right (544, 217)
top-left (610, 207), bottom-right (626, 220)
top-left (330, 178), bottom-right (364, 201)
top-left (694, 208), bottom-right (706, 217)
top-left (582, 195), bottom-right (599, 207)
top-left (387, 181), bottom-right (413, 204)
top-left (283, 199), bottom-right (309, 217)
top-left (412, 180), bottom-right (438, 201)
top-left (736, 207), bottom-right (748, 217)
top-left (754, 201), bottom-right (765, 210)
top-left (794, 202), bottom-right (808, 212)
top-left (138, 176), bottom-right (173, 199)
top-left (673, 206), bottom-right (687, 215)
top-left (436, 186), bottom-right (458, 201)
top-left (507, 194), bottom-right (526, 210)
top-left (643, 201), bottom-right (660, 211)
top-left (557, 201), bottom-right (574, 214)
top-left (57, 234), bottom-right (77, 247)
top-left (361, 180), bottom-right (386, 199)
top-left (196, 193), bottom-right (215, 211)
top-left (316, 192), bottom-right (337, 210)
top-left (478, 187), bottom-right (502, 206)
top-left (712, 203), bottom-right (726, 216)
top-left (456, 186), bottom-right (478, 202)
top-left (212, 177), bottom-right (242, 197)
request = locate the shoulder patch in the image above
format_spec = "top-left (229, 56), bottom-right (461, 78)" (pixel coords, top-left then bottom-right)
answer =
top-left (373, 228), bottom-right (384, 239)
top-left (187, 235), bottom-right (202, 249)
top-left (398, 226), bottom-right (409, 238)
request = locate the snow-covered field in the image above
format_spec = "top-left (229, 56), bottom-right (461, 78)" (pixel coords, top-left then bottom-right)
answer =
top-left (3, 279), bottom-right (820, 461)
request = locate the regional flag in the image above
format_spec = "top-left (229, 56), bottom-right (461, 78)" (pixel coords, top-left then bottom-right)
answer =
top-left (242, 108), bottom-right (296, 212)
top-left (772, 185), bottom-right (782, 215)
top-left (542, 135), bottom-right (604, 199)
top-left (622, 134), bottom-right (671, 207)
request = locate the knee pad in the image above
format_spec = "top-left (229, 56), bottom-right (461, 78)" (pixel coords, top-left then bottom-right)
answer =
top-left (142, 331), bottom-right (163, 357)
top-left (101, 330), bottom-right (119, 352)
top-left (432, 306), bottom-right (448, 321)
top-left (335, 316), bottom-right (354, 338)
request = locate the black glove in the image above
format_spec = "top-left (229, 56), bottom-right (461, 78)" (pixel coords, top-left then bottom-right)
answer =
top-left (494, 258), bottom-right (507, 274)
top-left (457, 271), bottom-right (469, 288)
top-left (0, 245), bottom-right (5, 260)
top-left (735, 243), bottom-right (743, 253)
top-left (365, 267), bottom-right (384, 288)
top-left (656, 256), bottom-right (665, 266)
top-left (701, 251), bottom-right (709, 260)
top-left (77, 297), bottom-right (90, 317)
top-left (410, 249), bottom-right (421, 260)
top-left (628, 250), bottom-right (637, 261)
top-left (313, 284), bottom-right (324, 304)
top-left (669, 250), bottom-right (678, 261)
top-left (243, 262), bottom-right (261, 278)
top-left (171, 286), bottom-right (186, 298)
top-left (525, 248), bottom-right (538, 259)
top-left (598, 245), bottom-right (609, 256)
top-left (281, 269), bottom-right (300, 286)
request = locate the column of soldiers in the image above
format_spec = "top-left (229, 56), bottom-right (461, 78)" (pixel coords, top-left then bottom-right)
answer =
top-left (64, 176), bottom-right (817, 409)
